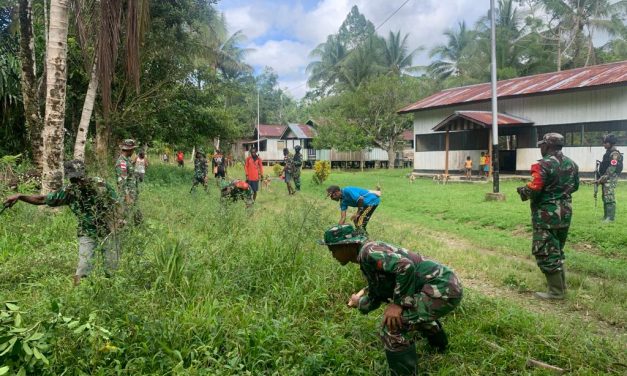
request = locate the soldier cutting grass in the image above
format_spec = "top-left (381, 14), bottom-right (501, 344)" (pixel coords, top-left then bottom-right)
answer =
top-left (320, 225), bottom-right (463, 376)
top-left (3, 160), bottom-right (122, 285)
top-left (517, 133), bottom-right (579, 300)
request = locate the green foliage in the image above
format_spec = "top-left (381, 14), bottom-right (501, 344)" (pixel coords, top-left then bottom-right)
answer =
top-left (312, 160), bottom-right (331, 185)
top-left (272, 163), bottom-right (283, 177)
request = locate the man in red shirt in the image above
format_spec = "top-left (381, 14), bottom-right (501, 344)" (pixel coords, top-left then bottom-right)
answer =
top-left (176, 150), bottom-right (185, 168)
top-left (244, 148), bottom-right (263, 202)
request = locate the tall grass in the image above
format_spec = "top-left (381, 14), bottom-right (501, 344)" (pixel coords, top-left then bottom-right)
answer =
top-left (0, 165), bottom-right (624, 374)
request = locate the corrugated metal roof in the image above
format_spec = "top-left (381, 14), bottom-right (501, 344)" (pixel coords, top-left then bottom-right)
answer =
top-left (258, 124), bottom-right (287, 138)
top-left (286, 123), bottom-right (317, 139)
top-left (432, 111), bottom-right (533, 131)
top-left (398, 60), bottom-right (627, 114)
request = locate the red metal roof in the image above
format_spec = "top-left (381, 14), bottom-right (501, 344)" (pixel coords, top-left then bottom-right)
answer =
top-left (285, 123), bottom-right (317, 139)
top-left (432, 111), bottom-right (532, 131)
top-left (258, 124), bottom-right (287, 138)
top-left (398, 60), bottom-right (627, 113)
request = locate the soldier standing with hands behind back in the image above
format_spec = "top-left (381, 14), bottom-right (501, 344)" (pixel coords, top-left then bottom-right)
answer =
top-left (597, 134), bottom-right (623, 222)
top-left (517, 133), bottom-right (579, 300)
top-left (115, 139), bottom-right (142, 224)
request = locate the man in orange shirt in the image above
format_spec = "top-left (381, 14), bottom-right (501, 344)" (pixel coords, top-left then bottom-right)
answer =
top-left (244, 148), bottom-right (264, 201)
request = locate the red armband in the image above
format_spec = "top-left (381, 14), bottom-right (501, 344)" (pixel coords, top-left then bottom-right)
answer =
top-left (526, 163), bottom-right (544, 191)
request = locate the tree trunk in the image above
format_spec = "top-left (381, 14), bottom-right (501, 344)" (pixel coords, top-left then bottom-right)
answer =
top-left (18, 0), bottom-right (44, 170)
top-left (386, 145), bottom-right (395, 169)
top-left (73, 58), bottom-right (99, 161)
top-left (41, 0), bottom-right (70, 194)
top-left (95, 112), bottom-right (110, 163)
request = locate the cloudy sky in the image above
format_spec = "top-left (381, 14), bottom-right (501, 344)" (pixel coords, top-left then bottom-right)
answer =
top-left (216, 0), bottom-right (491, 99)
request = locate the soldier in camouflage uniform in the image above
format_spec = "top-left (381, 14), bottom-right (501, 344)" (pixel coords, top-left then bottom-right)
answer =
top-left (320, 224), bottom-right (463, 376)
top-left (3, 160), bottom-right (122, 285)
top-left (597, 134), bottom-right (623, 222)
top-left (190, 150), bottom-right (209, 193)
top-left (281, 148), bottom-right (296, 195)
top-left (517, 133), bottom-right (579, 300)
top-left (115, 139), bottom-right (142, 224)
top-left (293, 145), bottom-right (303, 191)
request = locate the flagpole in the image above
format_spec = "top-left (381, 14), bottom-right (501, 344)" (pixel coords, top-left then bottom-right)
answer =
top-left (490, 0), bottom-right (500, 193)
top-left (257, 88), bottom-right (260, 152)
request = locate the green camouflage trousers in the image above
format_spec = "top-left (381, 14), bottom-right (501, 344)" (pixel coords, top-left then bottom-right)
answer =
top-left (532, 227), bottom-right (569, 274)
top-left (602, 177), bottom-right (618, 204)
top-left (379, 293), bottom-right (462, 351)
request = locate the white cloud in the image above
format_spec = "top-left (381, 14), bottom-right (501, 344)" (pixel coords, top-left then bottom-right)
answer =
top-left (218, 0), bottom-right (491, 98)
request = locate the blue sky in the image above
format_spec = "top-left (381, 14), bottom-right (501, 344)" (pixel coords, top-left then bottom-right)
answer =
top-left (216, 0), bottom-right (491, 98)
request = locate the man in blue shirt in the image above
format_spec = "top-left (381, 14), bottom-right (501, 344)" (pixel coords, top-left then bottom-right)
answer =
top-left (327, 185), bottom-right (381, 234)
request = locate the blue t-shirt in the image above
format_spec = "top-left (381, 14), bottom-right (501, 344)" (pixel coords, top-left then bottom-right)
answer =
top-left (340, 187), bottom-right (380, 211)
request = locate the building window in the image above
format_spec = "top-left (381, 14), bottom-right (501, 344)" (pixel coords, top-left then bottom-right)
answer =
top-left (537, 120), bottom-right (627, 146)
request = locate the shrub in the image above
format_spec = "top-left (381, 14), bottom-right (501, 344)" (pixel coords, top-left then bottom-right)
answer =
top-left (272, 163), bottom-right (283, 177)
top-left (312, 160), bottom-right (331, 185)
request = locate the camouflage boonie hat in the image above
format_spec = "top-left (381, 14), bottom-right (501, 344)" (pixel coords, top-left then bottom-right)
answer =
top-left (318, 225), bottom-right (367, 246)
top-left (64, 159), bottom-right (86, 179)
top-left (537, 133), bottom-right (565, 147)
top-left (294, 145), bottom-right (301, 151)
top-left (120, 139), bottom-right (137, 150)
top-left (603, 134), bottom-right (617, 145)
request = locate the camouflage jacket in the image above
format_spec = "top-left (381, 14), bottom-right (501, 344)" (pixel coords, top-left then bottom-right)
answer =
top-left (600, 147), bottom-right (623, 179)
top-left (115, 155), bottom-right (137, 196)
top-left (194, 157), bottom-right (208, 178)
top-left (521, 150), bottom-right (579, 229)
top-left (356, 241), bottom-right (463, 315)
top-left (45, 177), bottom-right (119, 238)
top-left (283, 154), bottom-right (295, 174)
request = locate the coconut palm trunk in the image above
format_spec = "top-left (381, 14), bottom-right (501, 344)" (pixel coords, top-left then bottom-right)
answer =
top-left (73, 58), bottom-right (99, 161)
top-left (41, 0), bottom-right (70, 194)
top-left (18, 0), bottom-right (44, 169)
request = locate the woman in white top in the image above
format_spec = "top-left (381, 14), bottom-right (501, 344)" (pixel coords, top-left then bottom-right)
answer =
top-left (134, 152), bottom-right (148, 182)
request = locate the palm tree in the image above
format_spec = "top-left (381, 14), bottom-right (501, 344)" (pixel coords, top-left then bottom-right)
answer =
top-left (380, 30), bottom-right (423, 75)
top-left (306, 35), bottom-right (349, 94)
top-left (41, 0), bottom-right (70, 193)
top-left (428, 21), bottom-right (474, 80)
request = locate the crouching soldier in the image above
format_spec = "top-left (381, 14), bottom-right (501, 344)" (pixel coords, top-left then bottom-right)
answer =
top-left (320, 225), bottom-right (463, 375)
top-left (3, 160), bottom-right (122, 285)
top-left (220, 179), bottom-right (253, 207)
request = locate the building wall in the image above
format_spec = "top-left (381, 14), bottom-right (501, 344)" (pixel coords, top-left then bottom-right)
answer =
top-left (413, 86), bottom-right (627, 133)
top-left (412, 86), bottom-right (627, 173)
top-left (316, 148), bottom-right (389, 162)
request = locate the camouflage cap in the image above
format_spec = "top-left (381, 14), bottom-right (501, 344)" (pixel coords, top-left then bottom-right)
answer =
top-left (537, 133), bottom-right (565, 147)
top-left (318, 224), bottom-right (367, 246)
top-left (120, 139), bottom-right (137, 150)
top-left (603, 134), bottom-right (617, 145)
top-left (64, 159), bottom-right (86, 179)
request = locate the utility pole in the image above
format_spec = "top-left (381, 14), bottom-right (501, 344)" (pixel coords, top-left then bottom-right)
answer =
top-left (257, 88), bottom-right (260, 152)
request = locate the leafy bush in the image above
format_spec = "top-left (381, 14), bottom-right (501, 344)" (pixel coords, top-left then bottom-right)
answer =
top-left (312, 160), bottom-right (330, 185)
top-left (272, 163), bottom-right (282, 177)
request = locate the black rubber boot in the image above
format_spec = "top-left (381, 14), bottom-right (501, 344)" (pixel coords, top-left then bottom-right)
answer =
top-left (425, 321), bottom-right (448, 353)
top-left (385, 343), bottom-right (417, 376)
top-left (534, 272), bottom-right (565, 299)
top-left (605, 203), bottom-right (616, 222)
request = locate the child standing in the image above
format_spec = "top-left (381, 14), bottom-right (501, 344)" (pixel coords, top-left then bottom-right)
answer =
top-left (479, 152), bottom-right (486, 175)
top-left (483, 152), bottom-right (491, 177)
top-left (134, 152), bottom-right (148, 182)
top-left (464, 156), bottom-right (473, 178)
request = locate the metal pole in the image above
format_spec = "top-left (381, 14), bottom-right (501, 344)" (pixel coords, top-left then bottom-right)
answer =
top-left (490, 0), bottom-right (500, 193)
top-left (257, 88), bottom-right (260, 152)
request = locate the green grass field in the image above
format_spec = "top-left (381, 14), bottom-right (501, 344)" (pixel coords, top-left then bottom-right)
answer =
top-left (1, 164), bottom-right (625, 375)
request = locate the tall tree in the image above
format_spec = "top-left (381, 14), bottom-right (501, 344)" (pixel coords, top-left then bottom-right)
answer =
top-left (41, 0), bottom-right (70, 193)
top-left (18, 0), bottom-right (44, 169)
top-left (337, 5), bottom-right (375, 49)
top-left (380, 30), bottom-right (423, 75)
top-left (428, 21), bottom-right (475, 80)
top-left (306, 34), bottom-right (348, 95)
